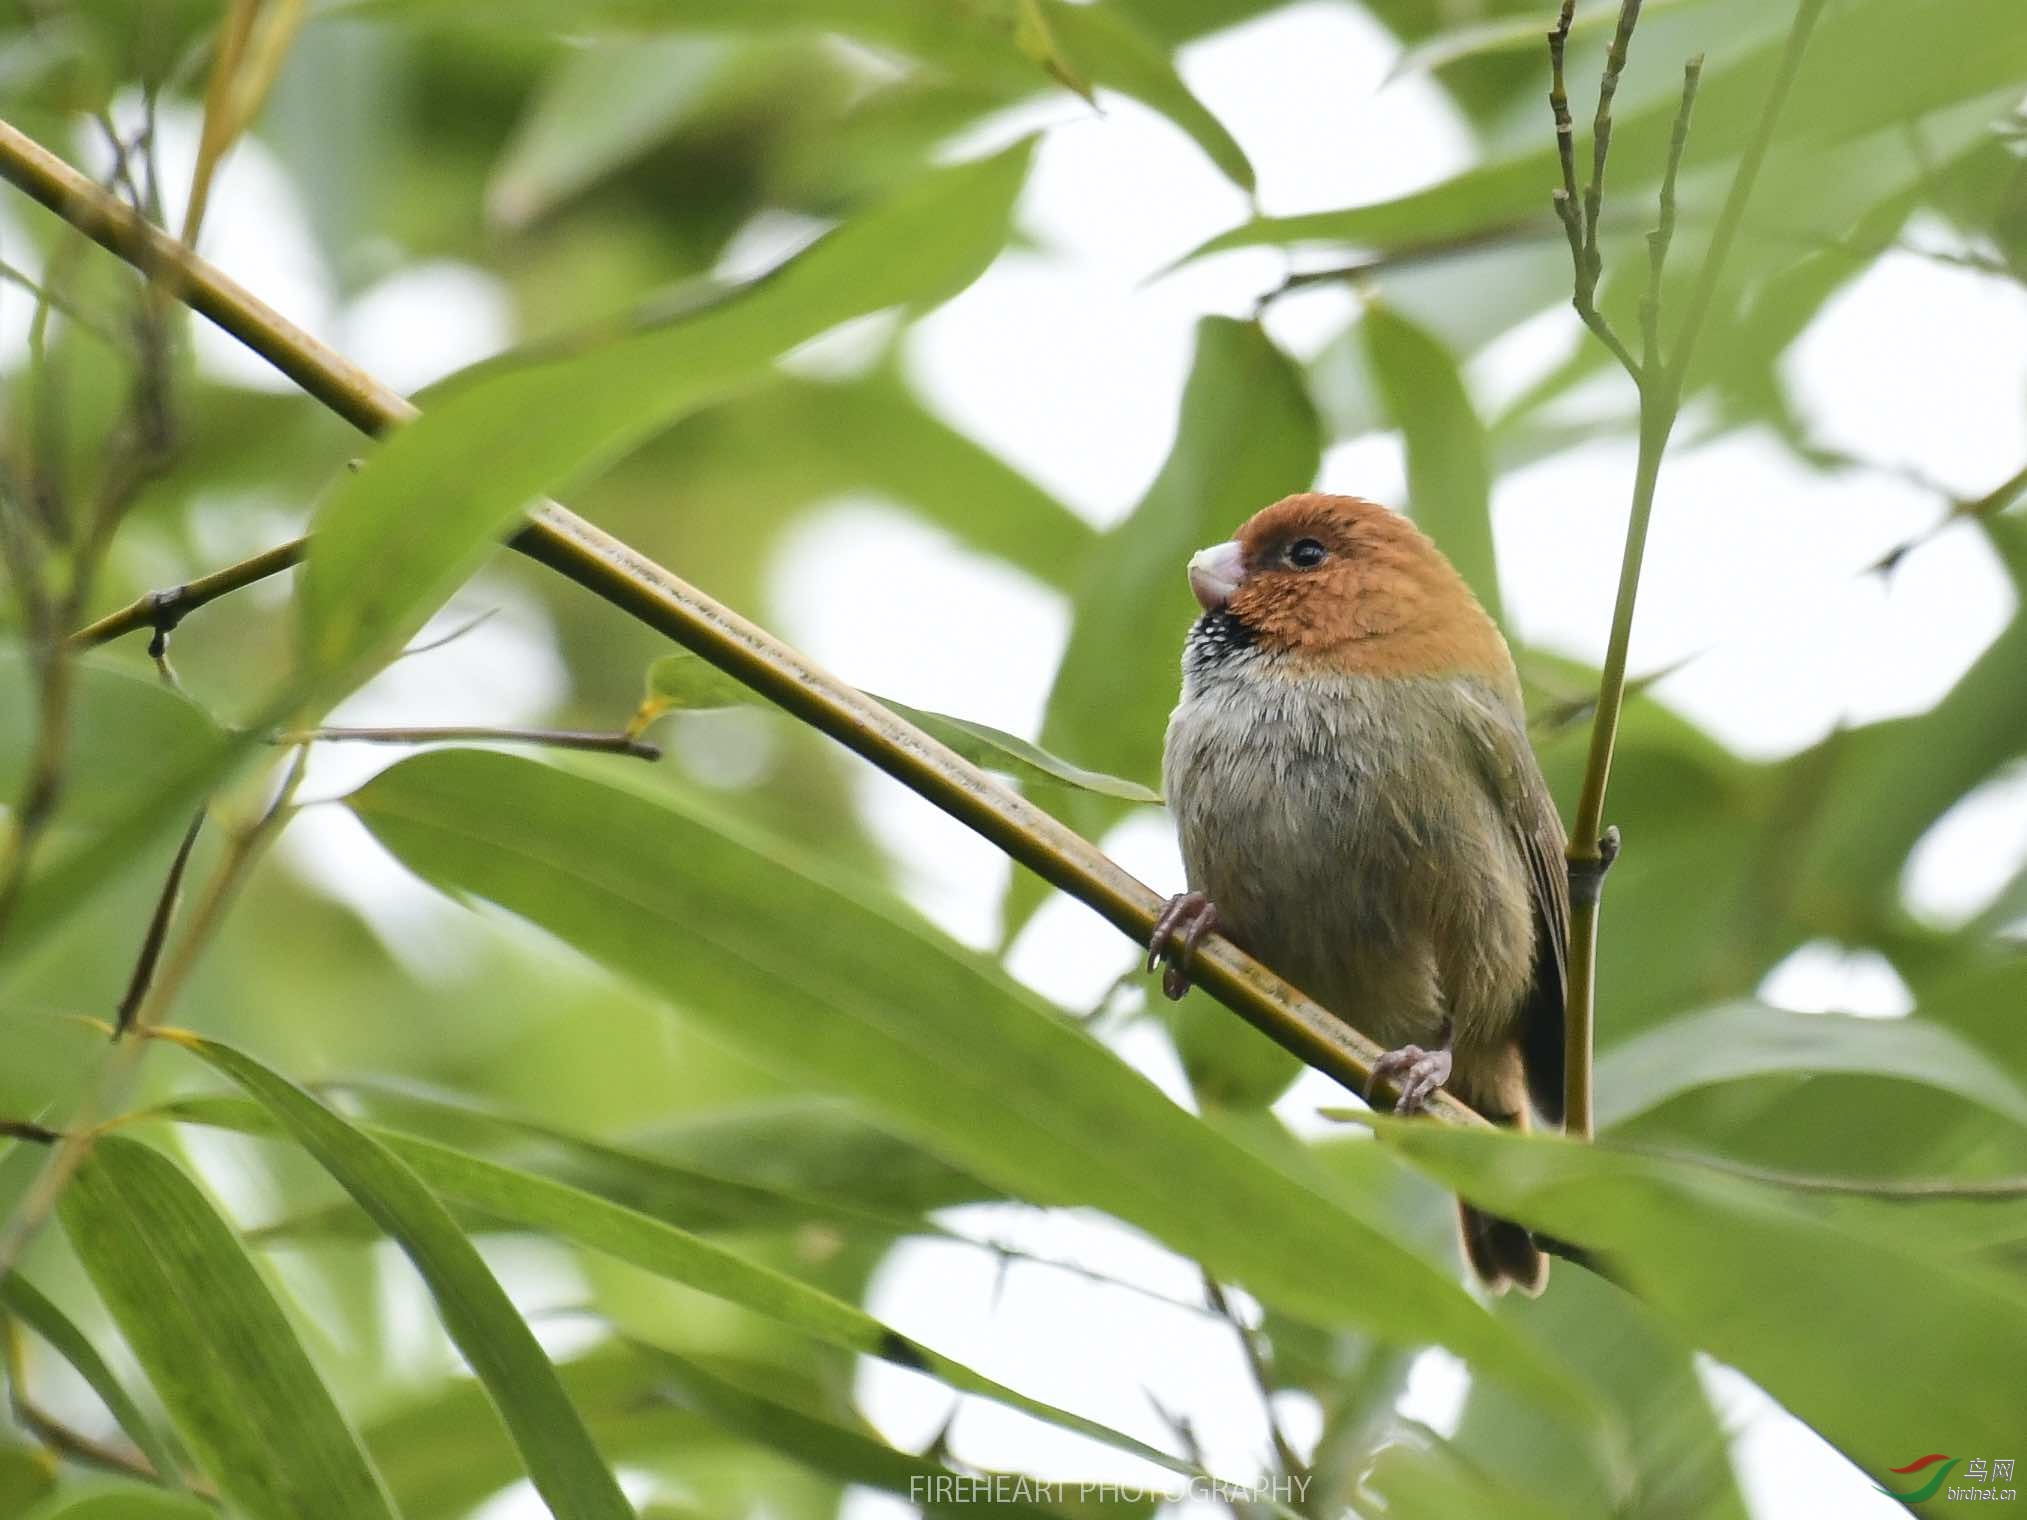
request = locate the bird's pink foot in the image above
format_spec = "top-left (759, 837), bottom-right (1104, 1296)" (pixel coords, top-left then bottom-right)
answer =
top-left (1367, 1018), bottom-right (1454, 1116)
top-left (1146, 892), bottom-right (1218, 1001)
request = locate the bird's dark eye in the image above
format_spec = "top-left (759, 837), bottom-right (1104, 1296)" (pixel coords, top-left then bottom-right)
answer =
top-left (1287, 538), bottom-right (1328, 569)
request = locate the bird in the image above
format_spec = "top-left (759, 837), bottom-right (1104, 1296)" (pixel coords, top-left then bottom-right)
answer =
top-left (1149, 491), bottom-right (1568, 1295)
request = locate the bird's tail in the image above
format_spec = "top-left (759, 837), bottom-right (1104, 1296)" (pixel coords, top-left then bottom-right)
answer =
top-left (1457, 1200), bottom-right (1547, 1297)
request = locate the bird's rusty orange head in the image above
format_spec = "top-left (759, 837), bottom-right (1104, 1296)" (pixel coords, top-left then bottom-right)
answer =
top-left (1187, 493), bottom-right (1513, 683)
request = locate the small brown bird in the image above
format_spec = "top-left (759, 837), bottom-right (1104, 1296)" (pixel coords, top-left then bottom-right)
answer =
top-left (1150, 492), bottom-right (1568, 1295)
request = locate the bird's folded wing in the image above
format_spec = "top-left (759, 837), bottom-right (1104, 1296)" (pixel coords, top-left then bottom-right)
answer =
top-left (1469, 704), bottom-right (1571, 1126)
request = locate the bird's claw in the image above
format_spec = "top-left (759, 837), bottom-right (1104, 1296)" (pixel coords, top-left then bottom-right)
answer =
top-left (1367, 1019), bottom-right (1454, 1116)
top-left (1147, 891), bottom-right (1218, 1001)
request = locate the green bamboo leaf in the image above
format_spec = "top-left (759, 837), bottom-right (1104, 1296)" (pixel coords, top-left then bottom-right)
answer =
top-left (639, 653), bottom-right (1160, 802)
top-left (0, 1010), bottom-right (104, 1132)
top-left (336, 1085), bottom-right (959, 1237)
top-left (1360, 1430), bottom-right (1569, 1520)
top-left (1798, 519), bottom-right (2027, 921)
top-left (1014, 0), bottom-right (1092, 101)
top-left (360, 1344), bottom-right (727, 1520)
top-left (889, 699), bottom-right (1162, 803)
top-left (637, 1345), bottom-right (1061, 1515)
top-left (343, 0), bottom-right (1251, 189)
top-left (335, 0), bottom-right (1039, 85)
top-left (1387, 0), bottom-right (1714, 80)
top-left (1040, 0), bottom-right (1253, 191)
top-left (0, 1448), bottom-right (54, 1515)
top-left (386, 1138), bottom-right (1192, 1473)
top-left (298, 140), bottom-right (1032, 684)
top-left (0, 746), bottom-right (244, 998)
top-left (1361, 304), bottom-right (1502, 626)
top-left (0, 1273), bottom-right (187, 1490)
top-left (347, 748), bottom-right (1603, 1430)
top-left (1919, 958), bottom-right (2027, 1090)
top-left (0, 652), bottom-right (220, 828)
top-left (56, 1137), bottom-right (399, 1520)
top-left (0, 652), bottom-right (262, 1003)
top-left (22, 1489), bottom-right (213, 1520)
top-left (1368, 1120), bottom-right (2027, 1483)
top-left (163, 1094), bottom-right (1207, 1480)
top-left (159, 1089), bottom-right (936, 1244)
top-left (487, 35), bottom-right (740, 228)
top-left (1449, 1269), bottom-right (1751, 1520)
top-left (163, 1035), bottom-right (633, 1520)
top-left (181, 1081), bottom-right (994, 1236)
top-left (615, 1093), bottom-right (998, 1217)
top-left (1595, 1001), bottom-right (2027, 1132)
top-left (670, 373), bottom-right (1096, 591)
top-left (1181, 0), bottom-right (2027, 266)
top-left (640, 652), bottom-right (755, 713)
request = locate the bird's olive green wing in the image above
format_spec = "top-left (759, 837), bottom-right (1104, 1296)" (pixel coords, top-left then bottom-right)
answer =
top-left (1469, 700), bottom-right (1570, 1126)
top-left (1513, 769), bottom-right (1571, 1126)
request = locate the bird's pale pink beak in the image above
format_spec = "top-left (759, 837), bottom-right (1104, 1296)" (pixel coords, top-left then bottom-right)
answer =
top-left (1187, 540), bottom-right (1246, 612)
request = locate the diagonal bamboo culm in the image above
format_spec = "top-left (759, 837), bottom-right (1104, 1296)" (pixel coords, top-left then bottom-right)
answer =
top-left (0, 116), bottom-right (1489, 1129)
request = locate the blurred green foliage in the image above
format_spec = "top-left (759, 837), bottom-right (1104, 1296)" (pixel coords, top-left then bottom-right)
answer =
top-left (1, 1), bottom-right (2024, 1518)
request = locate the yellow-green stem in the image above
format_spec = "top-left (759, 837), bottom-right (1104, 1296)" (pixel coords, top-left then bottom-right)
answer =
top-left (70, 537), bottom-right (306, 648)
top-left (1556, 0), bottom-right (1827, 1138)
top-left (1571, 408), bottom-right (1674, 857)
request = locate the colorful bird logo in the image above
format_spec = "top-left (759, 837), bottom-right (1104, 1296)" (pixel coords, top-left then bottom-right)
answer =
top-left (1876, 1455), bottom-right (1957, 1503)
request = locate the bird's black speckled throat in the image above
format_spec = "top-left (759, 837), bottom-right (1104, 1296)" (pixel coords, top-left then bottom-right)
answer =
top-left (1183, 608), bottom-right (1255, 676)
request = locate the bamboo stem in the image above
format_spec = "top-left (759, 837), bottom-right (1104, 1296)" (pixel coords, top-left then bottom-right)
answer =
top-left (1550, 0), bottom-right (1828, 1138)
top-left (70, 537), bottom-right (306, 648)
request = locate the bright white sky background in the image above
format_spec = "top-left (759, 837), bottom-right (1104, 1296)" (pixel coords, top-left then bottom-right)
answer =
top-left (19, 3), bottom-right (2027, 1516)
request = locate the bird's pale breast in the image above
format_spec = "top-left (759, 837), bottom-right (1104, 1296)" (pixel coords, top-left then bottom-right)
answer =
top-left (1162, 658), bottom-right (1538, 1060)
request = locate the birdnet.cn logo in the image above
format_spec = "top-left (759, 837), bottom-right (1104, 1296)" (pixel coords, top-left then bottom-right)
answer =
top-left (1877, 1455), bottom-right (2018, 1504)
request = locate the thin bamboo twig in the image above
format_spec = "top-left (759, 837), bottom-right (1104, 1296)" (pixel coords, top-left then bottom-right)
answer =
top-left (394, 606), bottom-right (500, 659)
top-left (1582, 0), bottom-right (1644, 292)
top-left (70, 537), bottom-right (306, 648)
top-left (0, 115), bottom-right (1480, 1126)
top-left (1202, 1271), bottom-right (1305, 1481)
top-left (88, 111), bottom-right (147, 216)
top-left (1848, 454), bottom-right (2027, 573)
top-left (1261, 205), bottom-right (1759, 309)
top-left (112, 810), bottom-right (205, 1038)
top-left (1548, 0), bottom-right (1642, 382)
top-left (1547, 0), bottom-right (1584, 214)
top-left (0, 257), bottom-right (116, 342)
top-left (9, 1387), bottom-right (162, 1486)
top-left (1641, 58), bottom-right (1703, 373)
top-left (1257, 217), bottom-right (1566, 305)
top-left (280, 725), bottom-right (662, 762)
top-left (2, 1309), bottom-right (213, 1496)
top-left (1954, 457), bottom-right (2027, 521)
